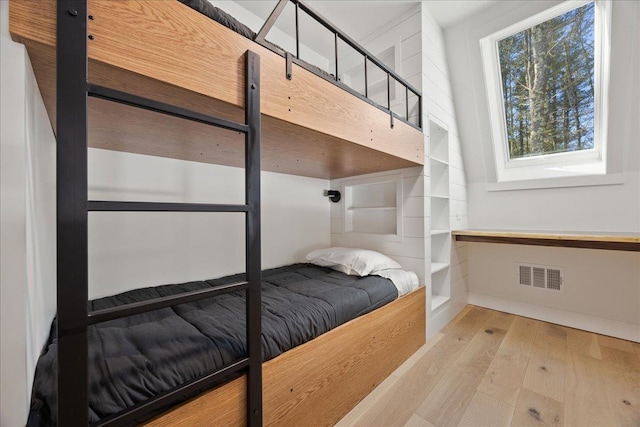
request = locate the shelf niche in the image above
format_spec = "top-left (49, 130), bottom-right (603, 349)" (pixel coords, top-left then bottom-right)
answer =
top-left (343, 175), bottom-right (402, 238)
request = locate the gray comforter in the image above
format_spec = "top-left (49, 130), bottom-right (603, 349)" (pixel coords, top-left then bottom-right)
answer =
top-left (28, 264), bottom-right (397, 426)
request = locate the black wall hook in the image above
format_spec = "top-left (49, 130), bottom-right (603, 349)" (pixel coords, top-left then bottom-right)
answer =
top-left (324, 190), bottom-right (341, 203)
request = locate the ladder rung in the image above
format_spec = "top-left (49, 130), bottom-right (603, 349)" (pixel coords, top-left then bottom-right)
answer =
top-left (93, 358), bottom-right (250, 427)
top-left (88, 281), bottom-right (249, 325)
top-left (87, 84), bottom-right (250, 134)
top-left (88, 201), bottom-right (249, 213)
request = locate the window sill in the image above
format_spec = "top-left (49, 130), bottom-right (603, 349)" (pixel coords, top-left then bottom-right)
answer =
top-left (486, 173), bottom-right (624, 192)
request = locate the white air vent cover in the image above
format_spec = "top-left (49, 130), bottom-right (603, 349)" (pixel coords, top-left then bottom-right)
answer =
top-left (532, 267), bottom-right (546, 288)
top-left (547, 269), bottom-right (562, 291)
top-left (519, 265), bottom-right (532, 286)
top-left (516, 263), bottom-right (564, 293)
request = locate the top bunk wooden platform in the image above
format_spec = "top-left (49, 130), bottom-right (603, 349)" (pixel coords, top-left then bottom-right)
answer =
top-left (9, 0), bottom-right (424, 180)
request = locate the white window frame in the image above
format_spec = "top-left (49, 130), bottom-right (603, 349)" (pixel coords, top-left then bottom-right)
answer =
top-left (480, 0), bottom-right (612, 183)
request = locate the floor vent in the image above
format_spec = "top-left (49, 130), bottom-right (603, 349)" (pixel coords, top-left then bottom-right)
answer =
top-left (517, 263), bottom-right (564, 292)
top-left (519, 265), bottom-right (531, 286)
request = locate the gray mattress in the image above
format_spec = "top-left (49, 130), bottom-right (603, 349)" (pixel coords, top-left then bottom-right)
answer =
top-left (178, 0), bottom-right (257, 39)
top-left (28, 263), bottom-right (398, 426)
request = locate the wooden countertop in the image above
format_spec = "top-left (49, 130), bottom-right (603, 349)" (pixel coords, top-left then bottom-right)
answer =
top-left (452, 230), bottom-right (640, 252)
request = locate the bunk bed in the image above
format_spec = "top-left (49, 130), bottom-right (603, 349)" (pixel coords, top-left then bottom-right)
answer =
top-left (29, 263), bottom-right (424, 426)
top-left (9, 0), bottom-right (424, 180)
top-left (10, 0), bottom-right (427, 425)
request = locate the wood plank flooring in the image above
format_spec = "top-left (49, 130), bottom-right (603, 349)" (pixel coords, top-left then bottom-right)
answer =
top-left (336, 305), bottom-right (640, 427)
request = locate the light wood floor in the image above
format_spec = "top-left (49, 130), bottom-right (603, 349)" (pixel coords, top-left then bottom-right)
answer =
top-left (336, 305), bottom-right (640, 427)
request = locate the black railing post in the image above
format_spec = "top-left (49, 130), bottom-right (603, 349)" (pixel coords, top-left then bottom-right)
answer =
top-left (406, 86), bottom-right (409, 121)
top-left (419, 91), bottom-right (423, 128)
top-left (295, 3), bottom-right (300, 58)
top-left (387, 72), bottom-right (391, 110)
top-left (364, 57), bottom-right (368, 98)
top-left (245, 50), bottom-right (263, 427)
top-left (334, 33), bottom-right (339, 81)
top-left (56, 0), bottom-right (89, 425)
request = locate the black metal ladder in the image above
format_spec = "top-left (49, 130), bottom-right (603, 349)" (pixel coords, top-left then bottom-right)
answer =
top-left (56, 1), bottom-right (262, 425)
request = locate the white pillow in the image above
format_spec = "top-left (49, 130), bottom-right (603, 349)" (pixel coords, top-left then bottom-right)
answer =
top-left (306, 247), bottom-right (401, 276)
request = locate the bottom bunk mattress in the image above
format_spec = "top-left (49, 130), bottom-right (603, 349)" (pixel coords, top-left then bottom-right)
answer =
top-left (28, 263), bottom-right (399, 426)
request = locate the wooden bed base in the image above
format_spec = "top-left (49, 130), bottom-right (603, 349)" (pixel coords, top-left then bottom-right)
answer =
top-left (9, 0), bottom-right (424, 180)
top-left (144, 286), bottom-right (426, 426)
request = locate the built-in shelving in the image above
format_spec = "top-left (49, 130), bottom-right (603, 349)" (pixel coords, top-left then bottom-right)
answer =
top-left (429, 117), bottom-right (451, 312)
top-left (342, 174), bottom-right (402, 238)
top-left (430, 156), bottom-right (448, 166)
top-left (431, 262), bottom-right (450, 274)
top-left (431, 229), bottom-right (449, 236)
top-left (431, 294), bottom-right (450, 311)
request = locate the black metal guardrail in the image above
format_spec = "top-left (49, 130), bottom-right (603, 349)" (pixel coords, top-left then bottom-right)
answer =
top-left (255, 0), bottom-right (423, 130)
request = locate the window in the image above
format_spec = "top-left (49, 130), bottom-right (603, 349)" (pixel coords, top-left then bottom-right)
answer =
top-left (481, 1), bottom-right (611, 183)
top-left (501, 3), bottom-right (594, 159)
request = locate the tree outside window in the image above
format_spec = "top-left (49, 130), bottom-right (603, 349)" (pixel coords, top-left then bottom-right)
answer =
top-left (480, 0), bottom-right (610, 185)
top-left (498, 2), bottom-right (595, 159)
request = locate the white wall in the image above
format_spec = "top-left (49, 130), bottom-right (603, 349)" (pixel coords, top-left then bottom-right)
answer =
top-left (445, 0), bottom-right (640, 341)
top-left (328, 5), bottom-right (470, 338)
top-left (467, 243), bottom-right (640, 342)
top-left (88, 149), bottom-right (330, 298)
top-left (330, 8), bottom-right (426, 271)
top-left (446, 0), bottom-right (640, 232)
top-left (24, 49), bottom-right (57, 403)
top-left (1, 2), bottom-right (29, 424)
top-left (1, 2), bottom-right (57, 424)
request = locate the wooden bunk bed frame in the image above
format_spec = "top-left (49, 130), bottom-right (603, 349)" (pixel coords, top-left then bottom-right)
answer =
top-left (10, 0), bottom-right (427, 425)
top-left (9, 0), bottom-right (424, 180)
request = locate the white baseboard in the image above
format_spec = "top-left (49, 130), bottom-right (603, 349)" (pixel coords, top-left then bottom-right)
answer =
top-left (427, 292), bottom-right (468, 338)
top-left (468, 292), bottom-right (640, 343)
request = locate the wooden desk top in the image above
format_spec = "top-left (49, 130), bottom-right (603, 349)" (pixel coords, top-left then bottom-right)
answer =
top-left (452, 230), bottom-right (640, 252)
